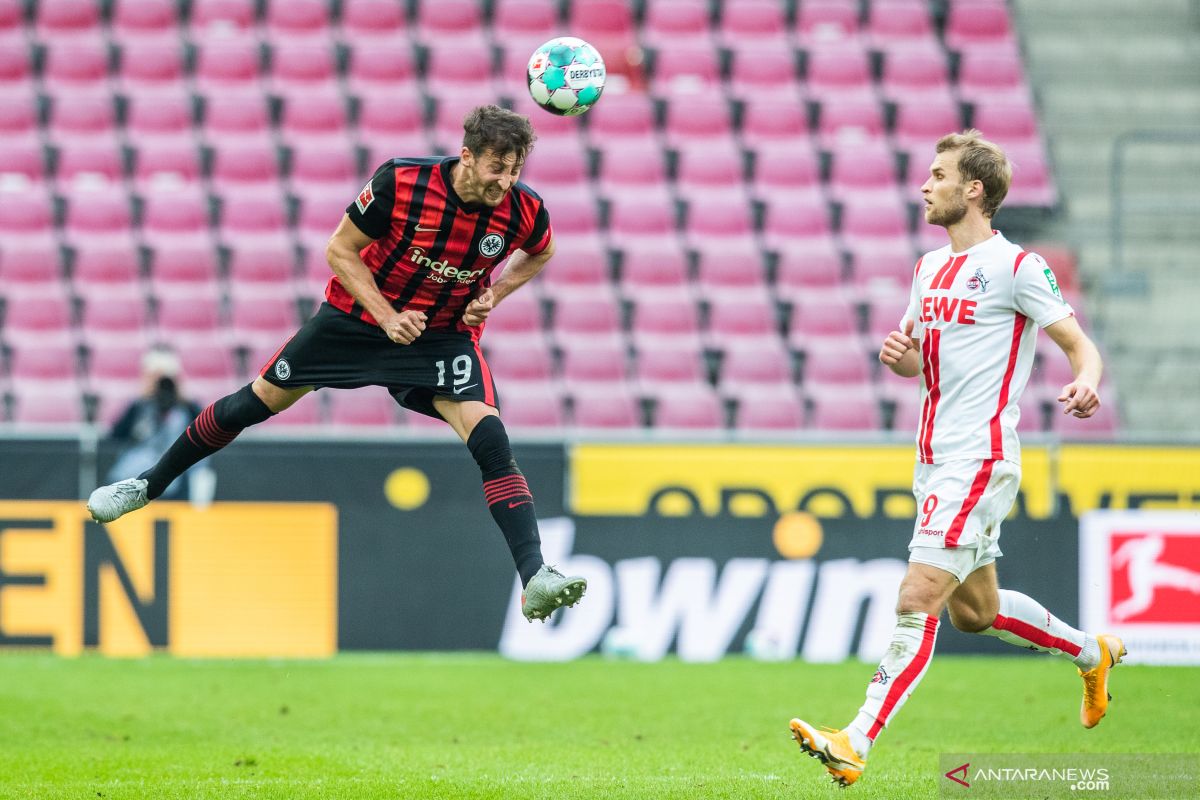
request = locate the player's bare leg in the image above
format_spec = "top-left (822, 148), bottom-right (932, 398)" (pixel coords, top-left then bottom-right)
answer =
top-left (953, 564), bottom-right (1126, 728)
top-left (433, 397), bottom-right (586, 621)
top-left (791, 562), bottom-right (956, 786)
top-left (87, 379), bottom-right (308, 523)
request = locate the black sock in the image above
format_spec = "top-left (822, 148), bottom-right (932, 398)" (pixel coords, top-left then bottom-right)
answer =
top-left (468, 415), bottom-right (543, 587)
top-left (139, 383), bottom-right (274, 499)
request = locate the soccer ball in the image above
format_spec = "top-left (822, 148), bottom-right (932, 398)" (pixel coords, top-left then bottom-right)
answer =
top-left (526, 37), bottom-right (606, 116)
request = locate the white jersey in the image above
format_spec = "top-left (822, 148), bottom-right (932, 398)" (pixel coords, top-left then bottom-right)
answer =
top-left (901, 232), bottom-right (1073, 465)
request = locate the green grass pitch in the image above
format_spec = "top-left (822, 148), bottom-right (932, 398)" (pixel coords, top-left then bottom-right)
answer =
top-left (1, 653), bottom-right (1196, 799)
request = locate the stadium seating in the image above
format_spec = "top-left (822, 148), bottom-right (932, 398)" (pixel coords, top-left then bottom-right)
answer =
top-left (0, 0), bottom-right (1091, 434)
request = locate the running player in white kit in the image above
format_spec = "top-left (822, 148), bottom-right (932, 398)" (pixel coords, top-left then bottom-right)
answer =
top-left (788, 131), bottom-right (1126, 787)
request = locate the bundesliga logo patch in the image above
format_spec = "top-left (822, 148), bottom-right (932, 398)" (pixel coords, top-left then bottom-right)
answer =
top-left (355, 183), bottom-right (374, 214)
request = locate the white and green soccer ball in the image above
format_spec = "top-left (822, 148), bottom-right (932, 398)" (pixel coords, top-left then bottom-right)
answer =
top-left (526, 36), bottom-right (606, 116)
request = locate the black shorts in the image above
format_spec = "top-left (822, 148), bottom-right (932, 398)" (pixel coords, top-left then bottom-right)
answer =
top-left (259, 303), bottom-right (498, 419)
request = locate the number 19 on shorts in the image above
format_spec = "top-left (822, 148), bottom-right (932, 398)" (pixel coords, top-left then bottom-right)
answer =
top-left (435, 355), bottom-right (473, 388)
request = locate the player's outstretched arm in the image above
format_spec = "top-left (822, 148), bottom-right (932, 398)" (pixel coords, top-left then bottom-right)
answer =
top-left (326, 215), bottom-right (426, 344)
top-left (879, 318), bottom-right (921, 378)
top-left (1044, 316), bottom-right (1103, 418)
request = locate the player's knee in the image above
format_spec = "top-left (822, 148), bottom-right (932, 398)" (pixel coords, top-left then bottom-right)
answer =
top-left (948, 603), bottom-right (995, 633)
top-left (466, 415), bottom-right (517, 473)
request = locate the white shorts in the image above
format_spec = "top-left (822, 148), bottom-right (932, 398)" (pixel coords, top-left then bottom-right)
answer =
top-left (907, 459), bottom-right (1020, 583)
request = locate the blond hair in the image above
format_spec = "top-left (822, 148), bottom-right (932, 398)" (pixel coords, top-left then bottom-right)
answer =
top-left (936, 129), bottom-right (1011, 218)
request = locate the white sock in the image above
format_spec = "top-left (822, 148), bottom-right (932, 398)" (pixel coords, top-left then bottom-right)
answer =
top-left (978, 589), bottom-right (1097, 670)
top-left (846, 611), bottom-right (939, 750)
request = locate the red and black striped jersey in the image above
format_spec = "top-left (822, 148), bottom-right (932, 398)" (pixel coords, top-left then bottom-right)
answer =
top-left (334, 156), bottom-right (552, 339)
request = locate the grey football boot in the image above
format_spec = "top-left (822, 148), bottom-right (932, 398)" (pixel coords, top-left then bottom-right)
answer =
top-left (87, 478), bottom-right (150, 523)
top-left (521, 565), bottom-right (587, 622)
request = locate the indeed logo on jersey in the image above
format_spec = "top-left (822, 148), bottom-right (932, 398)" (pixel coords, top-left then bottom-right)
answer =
top-left (920, 295), bottom-right (978, 325)
top-left (408, 247), bottom-right (486, 284)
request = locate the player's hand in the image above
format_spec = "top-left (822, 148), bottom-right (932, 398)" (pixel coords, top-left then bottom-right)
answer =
top-left (1058, 381), bottom-right (1100, 418)
top-left (463, 288), bottom-right (495, 327)
top-left (382, 310), bottom-right (426, 345)
top-left (879, 319), bottom-right (917, 365)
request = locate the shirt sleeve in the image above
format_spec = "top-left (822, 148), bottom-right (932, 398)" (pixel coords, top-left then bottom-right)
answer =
top-left (345, 161), bottom-right (398, 240)
top-left (520, 200), bottom-right (552, 255)
top-left (1013, 251), bottom-right (1074, 328)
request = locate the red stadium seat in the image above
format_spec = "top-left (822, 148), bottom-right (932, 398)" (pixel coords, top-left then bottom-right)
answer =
top-left (327, 390), bottom-right (399, 427)
top-left (893, 95), bottom-right (963, 155)
top-left (2, 290), bottom-right (74, 344)
top-left (140, 184), bottom-right (211, 236)
top-left (279, 92), bottom-right (349, 138)
top-left (839, 193), bottom-right (911, 242)
top-left (357, 90), bottom-right (425, 140)
top-left (887, 384), bottom-right (923, 431)
top-left (535, 187), bottom-right (599, 236)
top-left (80, 296), bottom-right (151, 349)
top-left (751, 141), bottom-right (821, 196)
top-left (796, 0), bottom-right (860, 44)
top-left (736, 391), bottom-right (806, 432)
top-left (0, 235), bottom-right (63, 289)
top-left (727, 43), bottom-right (800, 101)
top-left (0, 0), bottom-right (17, 33)
top-left (7, 342), bottom-right (79, 382)
top-left (86, 343), bottom-right (151, 383)
top-left (53, 136), bottom-right (126, 187)
top-left (190, 0), bottom-right (257, 32)
top-left (560, 339), bottom-right (629, 385)
top-left (569, 386), bottom-right (641, 429)
top-left (1003, 142), bottom-right (1057, 207)
top-left (132, 138), bottom-right (203, 188)
top-left (295, 189), bottom-right (353, 238)
top-left (806, 386), bottom-right (883, 431)
top-left (425, 46), bottom-right (497, 95)
top-left (653, 388), bottom-right (725, 430)
top-left (971, 99), bottom-right (1041, 149)
top-left (1050, 397), bottom-right (1119, 440)
top-left (289, 140), bottom-right (358, 186)
top-left (864, 294), bottom-right (909, 343)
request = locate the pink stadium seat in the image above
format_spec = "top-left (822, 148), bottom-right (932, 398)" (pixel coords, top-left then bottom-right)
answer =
top-left (570, 386), bottom-right (641, 429)
top-left (264, 0), bottom-right (329, 35)
top-left (705, 293), bottom-right (780, 346)
top-left (727, 43), bottom-right (799, 101)
top-left (549, 288), bottom-right (623, 341)
top-left (0, 88), bottom-right (37, 135)
top-left (483, 289), bottom-right (543, 337)
top-left (71, 236), bottom-right (141, 291)
top-left (431, 90), bottom-right (499, 150)
top-left (202, 90), bottom-right (270, 135)
top-left (957, 48), bottom-right (1029, 104)
top-left (694, 239), bottom-right (767, 297)
top-left (1004, 142), bottom-right (1057, 206)
top-left (606, 189), bottom-right (677, 240)
top-left (0, 0), bottom-right (21, 33)
top-left (807, 387), bottom-right (882, 431)
top-left (796, 0), bottom-right (860, 44)
top-left (864, 294), bottom-right (909, 343)
top-left (817, 96), bottom-right (885, 147)
top-left (295, 190), bottom-right (353, 238)
top-left (80, 296), bottom-right (151, 348)
top-left (633, 340), bottom-right (707, 392)
top-left (118, 39), bottom-right (185, 89)
top-left (719, 340), bottom-right (794, 395)
top-left (227, 237), bottom-right (296, 289)
top-left (866, 0), bottom-right (935, 49)
top-left (535, 187), bottom-right (599, 236)
top-left (751, 141), bottom-right (821, 195)
top-left (415, 0), bottom-right (485, 43)
top-left (849, 242), bottom-right (914, 294)
top-left (133, 138), bottom-right (203, 187)
top-left (270, 40), bottom-right (338, 93)
top-left (327, 390), bottom-right (398, 427)
top-left (2, 291), bottom-right (74, 343)
top-left (47, 90), bottom-right (116, 138)
top-left (36, 0), bottom-right (101, 35)
top-left (425, 46), bottom-right (498, 95)
top-left (7, 342), bottom-right (78, 382)
top-left (111, 0), bottom-right (178, 38)
top-left (652, 43), bottom-right (722, 96)
top-left (0, 184), bottom-right (54, 234)
top-left (520, 138), bottom-right (588, 187)
top-left (569, 0), bottom-right (635, 38)
top-left (156, 294), bottom-right (223, 342)
top-left (279, 92), bottom-right (348, 138)
top-left (595, 140), bottom-right (666, 191)
top-left (685, 195), bottom-right (754, 245)
top-left (774, 242), bottom-right (845, 295)
top-left (492, 0), bottom-right (558, 39)
top-left (357, 91), bottom-right (425, 139)
top-left (141, 185), bottom-right (210, 236)
top-left (219, 189), bottom-right (288, 234)
top-left (761, 192), bottom-right (833, 249)
top-left (880, 45), bottom-right (951, 103)
top-left (64, 188), bottom-right (133, 238)
top-left (0, 235), bottom-right (62, 288)
top-left (893, 95), bottom-right (963, 155)
top-left (662, 94), bottom-right (732, 143)
top-left (945, 1), bottom-right (1015, 53)
top-left (643, 0), bottom-right (711, 45)
top-left (209, 137), bottom-right (280, 185)
top-left (828, 141), bottom-right (899, 200)
top-left (9, 388), bottom-right (84, 426)
top-left (805, 43), bottom-right (874, 103)
top-left (0, 33), bottom-right (29, 83)
top-left (340, 0), bottom-right (408, 39)
top-left (803, 340), bottom-right (873, 386)
top-left (628, 293), bottom-right (702, 346)
top-left (230, 296), bottom-right (298, 346)
top-left (0, 135), bottom-right (44, 181)
top-left (178, 342), bottom-right (237, 381)
top-left (736, 391), bottom-right (806, 431)
top-left (125, 90), bottom-right (193, 138)
top-left (971, 99), bottom-right (1040, 149)
top-left (654, 388), bottom-right (725, 430)
top-left (258, 390), bottom-right (323, 428)
top-left (619, 237), bottom-right (690, 293)
top-left (54, 136), bottom-right (126, 185)
top-left (483, 336), bottom-right (556, 383)
top-left (536, 236), bottom-right (609, 291)
top-left (789, 293), bottom-right (859, 342)
top-left (345, 43), bottom-right (418, 93)
top-left (193, 36), bottom-right (262, 89)
top-left (289, 140), bottom-right (358, 186)
top-left (498, 384), bottom-right (565, 430)
top-left (87, 343), bottom-right (151, 383)
top-left (740, 97), bottom-right (810, 148)
top-left (839, 194), bottom-right (911, 241)
top-left (40, 38), bottom-right (108, 88)
top-left (586, 92), bottom-right (656, 143)
top-left (674, 141), bottom-right (743, 192)
top-left (560, 339), bottom-right (629, 385)
top-left (190, 0), bottom-right (257, 32)
top-left (720, 1), bottom-right (789, 47)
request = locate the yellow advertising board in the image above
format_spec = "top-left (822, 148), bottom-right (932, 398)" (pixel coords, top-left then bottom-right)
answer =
top-left (571, 444), bottom-right (1199, 520)
top-left (0, 502), bottom-right (337, 657)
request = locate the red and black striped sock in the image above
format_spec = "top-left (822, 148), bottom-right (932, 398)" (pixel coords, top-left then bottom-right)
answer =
top-left (469, 416), bottom-right (543, 587)
top-left (139, 383), bottom-right (273, 499)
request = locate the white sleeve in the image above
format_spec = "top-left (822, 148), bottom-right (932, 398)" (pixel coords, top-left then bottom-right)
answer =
top-left (1013, 252), bottom-right (1074, 329)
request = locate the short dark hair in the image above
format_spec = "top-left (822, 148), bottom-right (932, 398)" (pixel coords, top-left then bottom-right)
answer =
top-left (462, 105), bottom-right (536, 163)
